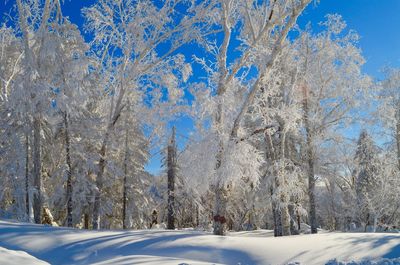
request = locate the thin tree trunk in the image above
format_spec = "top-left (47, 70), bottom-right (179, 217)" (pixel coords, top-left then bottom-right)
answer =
top-left (167, 126), bottom-right (176, 230)
top-left (288, 204), bottom-right (298, 235)
top-left (64, 112), bottom-right (73, 227)
top-left (302, 85), bottom-right (317, 234)
top-left (373, 214), bottom-right (378, 233)
top-left (396, 115), bottom-right (400, 171)
top-left (84, 213), bottom-right (89, 229)
top-left (122, 125), bottom-right (129, 229)
top-left (275, 206), bottom-right (283, 237)
top-left (270, 185), bottom-right (282, 237)
top-left (272, 205), bottom-right (278, 237)
top-left (194, 204), bottom-right (199, 227)
top-left (92, 133), bottom-right (108, 230)
top-left (25, 132), bottom-right (30, 219)
top-left (297, 208), bottom-right (301, 231)
top-left (32, 116), bottom-right (42, 224)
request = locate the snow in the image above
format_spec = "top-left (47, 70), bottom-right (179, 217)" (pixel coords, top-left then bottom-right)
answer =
top-left (0, 220), bottom-right (399, 265)
top-left (0, 246), bottom-right (49, 265)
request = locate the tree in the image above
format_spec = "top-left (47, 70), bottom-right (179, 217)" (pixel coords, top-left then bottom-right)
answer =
top-left (0, 23), bottom-right (27, 220)
top-left (167, 126), bottom-right (177, 230)
top-left (46, 17), bottom-right (92, 227)
top-left (185, 0), bottom-right (311, 236)
top-left (294, 15), bottom-right (370, 233)
top-left (353, 131), bottom-right (400, 232)
top-left (354, 131), bottom-right (379, 230)
top-left (15, 0), bottom-right (65, 224)
top-left (83, 0), bottom-right (211, 229)
top-left (380, 68), bottom-right (400, 170)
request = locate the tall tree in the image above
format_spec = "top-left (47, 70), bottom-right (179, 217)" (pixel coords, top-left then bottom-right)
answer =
top-left (294, 15), bottom-right (370, 233)
top-left (15, 0), bottom-right (64, 224)
top-left (83, 0), bottom-right (212, 229)
top-left (380, 68), bottom-right (400, 170)
top-left (167, 126), bottom-right (177, 230)
top-left (185, 0), bottom-right (311, 235)
top-left (354, 131), bottom-right (379, 231)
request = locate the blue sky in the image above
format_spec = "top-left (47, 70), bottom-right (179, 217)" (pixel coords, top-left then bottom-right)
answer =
top-left (1, 0), bottom-right (399, 174)
top-left (2, 1), bottom-right (398, 76)
top-left (299, 0), bottom-right (400, 78)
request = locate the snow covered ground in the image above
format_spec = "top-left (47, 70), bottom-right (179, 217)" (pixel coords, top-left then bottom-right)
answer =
top-left (0, 220), bottom-right (399, 265)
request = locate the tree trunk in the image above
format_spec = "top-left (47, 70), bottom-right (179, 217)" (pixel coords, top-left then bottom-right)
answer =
top-left (275, 206), bottom-right (283, 237)
top-left (288, 204), bottom-right (298, 235)
top-left (270, 185), bottom-right (282, 237)
top-left (122, 125), bottom-right (129, 229)
top-left (213, 185), bottom-right (227, 235)
top-left (297, 209), bottom-right (301, 231)
top-left (92, 88), bottom-right (123, 229)
top-left (32, 116), bottom-right (42, 224)
top-left (306, 136), bottom-right (317, 234)
top-left (282, 203), bottom-right (291, 235)
top-left (64, 112), bottom-right (73, 227)
top-left (84, 213), bottom-right (89, 229)
top-left (167, 127), bottom-right (177, 230)
top-left (373, 214), bottom-right (378, 233)
top-left (92, 135), bottom-right (107, 230)
top-left (196, 204), bottom-right (199, 227)
top-left (213, 101), bottom-right (228, 235)
top-left (25, 132), bottom-right (30, 220)
top-left (302, 85), bottom-right (317, 234)
top-left (122, 175), bottom-right (127, 229)
top-left (396, 115), bottom-right (400, 171)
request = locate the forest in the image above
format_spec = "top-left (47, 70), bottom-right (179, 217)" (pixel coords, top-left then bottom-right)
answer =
top-left (0, 0), bottom-right (399, 241)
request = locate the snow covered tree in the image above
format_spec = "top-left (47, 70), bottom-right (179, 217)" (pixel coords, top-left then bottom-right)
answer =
top-left (379, 68), bottom-right (400, 170)
top-left (42, 17), bottom-right (92, 227)
top-left (184, 0), bottom-right (311, 236)
top-left (14, 0), bottom-right (66, 223)
top-left (293, 15), bottom-right (371, 233)
top-left (0, 23), bottom-right (27, 220)
top-left (354, 131), bottom-right (379, 230)
top-left (83, 0), bottom-right (210, 229)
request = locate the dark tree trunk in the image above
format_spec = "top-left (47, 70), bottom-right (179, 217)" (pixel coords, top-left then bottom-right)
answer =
top-left (25, 132), bottom-right (30, 219)
top-left (396, 114), bottom-right (400, 171)
top-left (167, 126), bottom-right (177, 230)
top-left (297, 209), bottom-right (301, 231)
top-left (271, 186), bottom-right (282, 237)
top-left (122, 175), bottom-right (127, 229)
top-left (84, 213), bottom-right (89, 229)
top-left (275, 207), bottom-right (283, 237)
top-left (33, 116), bottom-right (42, 224)
top-left (64, 112), bottom-right (73, 227)
top-left (196, 204), bottom-right (199, 227)
top-left (122, 125), bottom-right (129, 229)
top-left (306, 139), bottom-right (317, 234)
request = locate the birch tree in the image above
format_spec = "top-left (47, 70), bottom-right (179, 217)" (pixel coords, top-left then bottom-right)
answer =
top-left (185, 0), bottom-right (311, 235)
top-left (0, 24), bottom-right (26, 219)
top-left (83, 0), bottom-right (213, 228)
top-left (380, 68), bottom-right (400, 170)
top-left (15, 0), bottom-right (65, 223)
top-left (294, 15), bottom-right (370, 233)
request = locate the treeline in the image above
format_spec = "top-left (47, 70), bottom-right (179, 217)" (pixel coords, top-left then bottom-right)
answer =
top-left (0, 0), bottom-right (399, 236)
